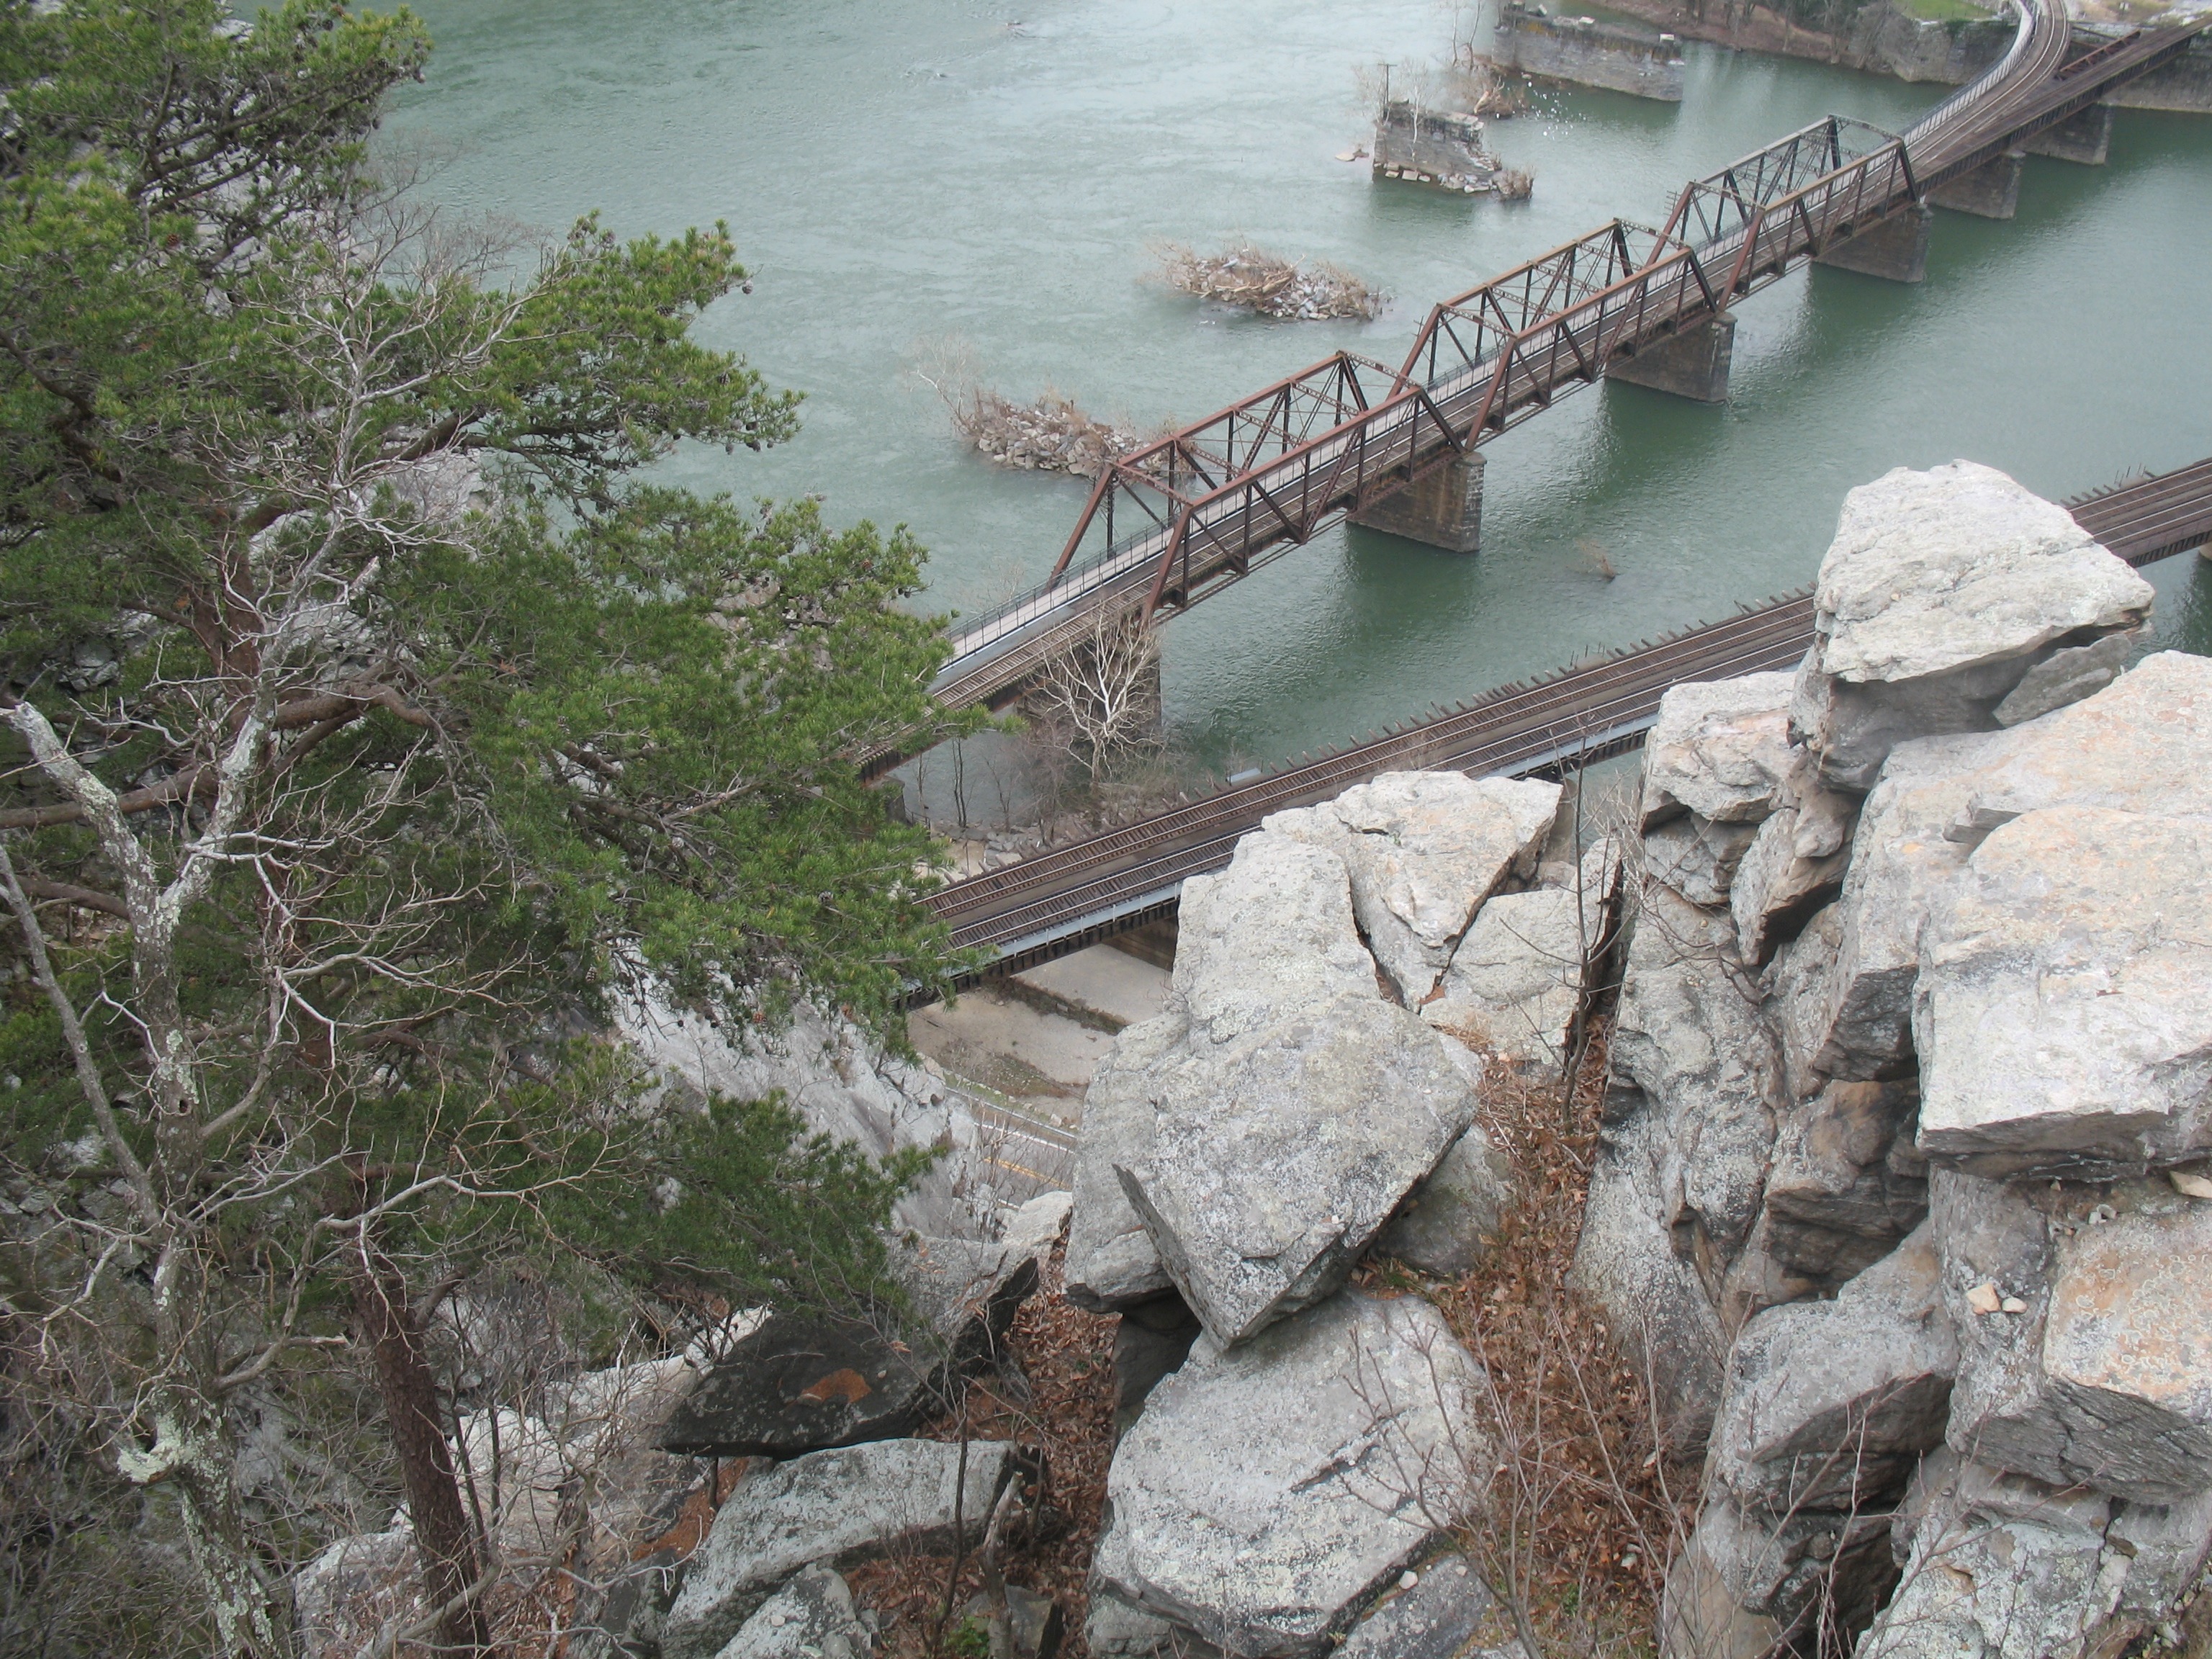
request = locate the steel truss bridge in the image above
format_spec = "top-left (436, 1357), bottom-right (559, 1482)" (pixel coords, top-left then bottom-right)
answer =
top-left (888, 0), bottom-right (2203, 760)
top-left (922, 459), bottom-right (2212, 981)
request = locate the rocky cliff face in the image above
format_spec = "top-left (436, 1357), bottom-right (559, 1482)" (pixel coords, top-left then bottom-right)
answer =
top-left (1074, 458), bottom-right (2206, 1659)
top-left (1064, 771), bottom-right (1634, 1655)
top-left (1566, 460), bottom-right (2208, 1658)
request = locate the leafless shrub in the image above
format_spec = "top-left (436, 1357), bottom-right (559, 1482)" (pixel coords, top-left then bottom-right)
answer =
top-left (909, 338), bottom-right (1143, 477)
top-left (1154, 241), bottom-right (1386, 321)
top-left (1017, 612), bottom-right (1166, 808)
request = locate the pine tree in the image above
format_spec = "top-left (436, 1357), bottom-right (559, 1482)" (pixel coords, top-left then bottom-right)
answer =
top-left (1, 4), bottom-right (974, 1650)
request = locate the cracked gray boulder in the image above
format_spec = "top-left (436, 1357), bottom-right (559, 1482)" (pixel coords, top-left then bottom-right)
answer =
top-left (1935, 1171), bottom-right (2212, 1506)
top-left (1639, 671), bottom-right (1800, 829)
top-left (1659, 1496), bottom-right (1895, 1659)
top-left (1645, 814), bottom-right (1760, 907)
top-left (1860, 1458), bottom-right (2117, 1659)
top-left (1117, 992), bottom-right (1478, 1345)
top-left (1705, 1225), bottom-right (1958, 1516)
top-left (1066, 1010), bottom-right (1192, 1312)
top-left (1264, 771), bottom-right (1560, 1004)
top-left (1173, 834), bottom-right (1382, 1049)
top-left (1092, 1290), bottom-right (1486, 1658)
top-left (1787, 461), bottom-right (2153, 791)
top-left (1420, 886), bottom-right (1598, 1071)
top-left (1955, 648), bottom-right (2212, 827)
top-left (1729, 755), bottom-right (1859, 966)
top-left (711, 1565), bottom-right (871, 1659)
top-left (1915, 806), bottom-right (2212, 1179)
top-left (1568, 1106), bottom-right (1730, 1454)
top-left (660, 1439), bottom-right (1020, 1659)
top-left (1869, 1449), bottom-right (2212, 1656)
top-left (1375, 1123), bottom-right (1516, 1279)
top-left (1785, 729), bottom-right (2015, 1086)
top-left (1757, 1076), bottom-right (1926, 1287)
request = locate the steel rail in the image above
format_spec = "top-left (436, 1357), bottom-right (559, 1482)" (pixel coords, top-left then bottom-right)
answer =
top-left (922, 460), bottom-right (2212, 976)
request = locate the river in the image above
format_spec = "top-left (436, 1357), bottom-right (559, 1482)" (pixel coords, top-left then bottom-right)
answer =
top-left (385, 0), bottom-right (2212, 804)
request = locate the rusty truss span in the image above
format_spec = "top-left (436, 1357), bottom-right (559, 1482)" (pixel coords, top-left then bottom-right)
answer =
top-left (925, 458), bottom-right (2212, 978)
top-left (907, 0), bottom-right (2203, 745)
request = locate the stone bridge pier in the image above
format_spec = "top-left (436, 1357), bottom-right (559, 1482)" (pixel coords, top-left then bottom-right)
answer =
top-left (1350, 452), bottom-right (1487, 554)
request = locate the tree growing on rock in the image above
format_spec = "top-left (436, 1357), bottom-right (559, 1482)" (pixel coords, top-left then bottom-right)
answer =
top-left (1, 3), bottom-right (969, 1651)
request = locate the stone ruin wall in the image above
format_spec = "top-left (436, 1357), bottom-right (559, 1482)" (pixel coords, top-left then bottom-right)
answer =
top-left (1491, 3), bottom-right (1689, 100)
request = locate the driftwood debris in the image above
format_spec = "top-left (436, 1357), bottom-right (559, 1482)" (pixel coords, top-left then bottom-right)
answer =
top-left (1154, 241), bottom-right (1386, 322)
top-left (951, 389), bottom-right (1143, 477)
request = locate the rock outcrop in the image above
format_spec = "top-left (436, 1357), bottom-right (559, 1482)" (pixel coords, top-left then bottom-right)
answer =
top-left (1092, 1292), bottom-right (1485, 1658)
top-left (1264, 771), bottom-right (1561, 1002)
top-left (1788, 461), bottom-right (2152, 791)
top-left (660, 1438), bottom-right (1025, 1659)
top-left (1615, 463), bottom-right (2212, 1658)
top-left (1117, 991), bottom-right (1479, 1344)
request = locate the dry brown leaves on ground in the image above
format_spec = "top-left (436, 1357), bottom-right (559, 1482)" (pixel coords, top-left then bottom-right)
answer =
top-left (1155, 240), bottom-right (1386, 320)
top-left (846, 1234), bottom-right (1118, 1658)
top-left (1362, 1020), bottom-right (1698, 1659)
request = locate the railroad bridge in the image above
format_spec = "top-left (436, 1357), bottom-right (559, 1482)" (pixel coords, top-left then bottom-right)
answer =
top-left (868, 0), bottom-right (2204, 776)
top-left (922, 459), bottom-right (2212, 981)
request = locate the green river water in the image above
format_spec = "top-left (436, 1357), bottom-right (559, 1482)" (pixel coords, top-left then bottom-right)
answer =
top-left (385, 0), bottom-right (2212, 801)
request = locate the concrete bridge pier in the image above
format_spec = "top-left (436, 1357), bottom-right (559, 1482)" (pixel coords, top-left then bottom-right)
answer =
top-left (1930, 148), bottom-right (2026, 218)
top-left (1605, 312), bottom-right (1734, 403)
top-left (1351, 451), bottom-right (1485, 554)
top-left (2025, 103), bottom-right (2114, 165)
top-left (1813, 205), bottom-right (1932, 283)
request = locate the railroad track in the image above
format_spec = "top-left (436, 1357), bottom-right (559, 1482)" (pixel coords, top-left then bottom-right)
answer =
top-left (925, 458), bottom-right (2212, 978)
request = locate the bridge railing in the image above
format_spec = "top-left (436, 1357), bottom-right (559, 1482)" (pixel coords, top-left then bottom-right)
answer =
top-left (1657, 116), bottom-right (1901, 249)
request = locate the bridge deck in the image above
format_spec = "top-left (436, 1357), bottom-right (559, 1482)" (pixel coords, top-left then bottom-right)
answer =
top-left (887, 1), bottom-right (2205, 756)
top-left (925, 459), bottom-right (2212, 977)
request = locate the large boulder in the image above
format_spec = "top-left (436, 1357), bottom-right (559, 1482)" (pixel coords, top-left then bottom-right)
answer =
top-left (1092, 1291), bottom-right (1487, 1658)
top-left (1639, 671), bottom-right (1799, 828)
top-left (1915, 806), bottom-right (2212, 1179)
top-left (1265, 772), bottom-right (1560, 1004)
top-left (657, 1236), bottom-right (1036, 1458)
top-left (1705, 1226), bottom-right (1958, 1516)
top-left (1375, 1123), bottom-right (1517, 1279)
top-left (1787, 729), bottom-right (2014, 1085)
top-left (1644, 814), bottom-right (1760, 907)
top-left (1066, 1011), bottom-right (1190, 1311)
top-left (1728, 757), bottom-right (1858, 966)
top-left (1659, 1497), bottom-right (1894, 1659)
top-left (711, 1565), bottom-right (871, 1659)
top-left (660, 1438), bottom-right (1023, 1659)
top-left (1757, 1076), bottom-right (1926, 1287)
top-left (1420, 886), bottom-right (1595, 1070)
top-left (1787, 461), bottom-right (2153, 791)
top-left (1117, 993), bottom-right (1478, 1344)
top-left (1173, 836), bottom-right (1380, 1048)
top-left (1954, 649), bottom-right (2212, 827)
top-left (1858, 1453), bottom-right (2119, 1659)
top-left (1609, 884), bottom-right (1784, 1288)
top-left (1334, 1553), bottom-right (1496, 1659)
top-left (1936, 1171), bottom-right (2212, 1506)
top-left (457, 1359), bottom-right (698, 1565)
